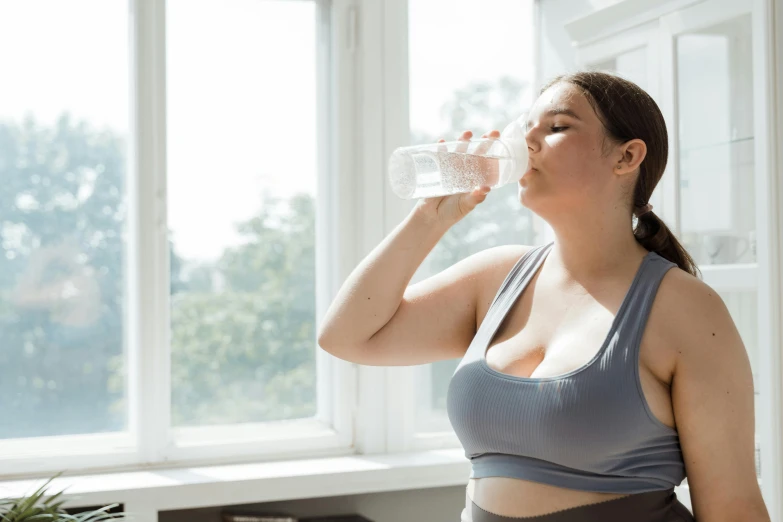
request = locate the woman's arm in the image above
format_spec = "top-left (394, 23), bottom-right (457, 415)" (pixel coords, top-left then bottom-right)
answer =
top-left (317, 208), bottom-right (453, 357)
top-left (665, 269), bottom-right (770, 521)
top-left (318, 129), bottom-right (503, 366)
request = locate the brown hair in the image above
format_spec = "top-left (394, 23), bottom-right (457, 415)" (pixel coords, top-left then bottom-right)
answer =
top-left (541, 71), bottom-right (700, 278)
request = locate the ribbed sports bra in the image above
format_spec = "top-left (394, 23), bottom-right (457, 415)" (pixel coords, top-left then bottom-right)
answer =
top-left (446, 242), bottom-right (687, 493)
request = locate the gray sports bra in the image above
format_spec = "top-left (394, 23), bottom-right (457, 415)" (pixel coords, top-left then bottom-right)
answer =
top-left (446, 242), bottom-right (686, 493)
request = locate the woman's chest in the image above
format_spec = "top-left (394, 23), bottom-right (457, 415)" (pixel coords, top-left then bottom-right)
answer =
top-left (478, 286), bottom-right (678, 430)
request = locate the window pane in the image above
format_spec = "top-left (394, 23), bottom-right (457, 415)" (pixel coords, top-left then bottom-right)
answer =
top-left (676, 15), bottom-right (755, 265)
top-left (408, 0), bottom-right (538, 433)
top-left (167, 0), bottom-right (318, 427)
top-left (0, 1), bottom-right (129, 439)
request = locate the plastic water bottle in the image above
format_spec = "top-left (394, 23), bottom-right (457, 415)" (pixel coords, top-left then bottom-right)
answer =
top-left (388, 114), bottom-right (529, 200)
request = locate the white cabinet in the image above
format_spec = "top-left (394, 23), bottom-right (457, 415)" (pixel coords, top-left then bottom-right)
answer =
top-left (662, 1), bottom-right (756, 265)
top-left (566, 0), bottom-right (780, 516)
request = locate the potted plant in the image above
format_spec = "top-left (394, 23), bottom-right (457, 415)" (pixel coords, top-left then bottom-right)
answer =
top-left (0, 473), bottom-right (125, 522)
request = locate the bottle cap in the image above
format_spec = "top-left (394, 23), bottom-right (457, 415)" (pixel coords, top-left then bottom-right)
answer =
top-left (499, 113), bottom-right (529, 183)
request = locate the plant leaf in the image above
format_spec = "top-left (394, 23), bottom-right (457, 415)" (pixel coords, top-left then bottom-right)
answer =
top-left (0, 473), bottom-right (123, 522)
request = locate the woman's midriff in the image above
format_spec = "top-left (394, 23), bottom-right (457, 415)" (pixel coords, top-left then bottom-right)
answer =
top-left (467, 476), bottom-right (632, 518)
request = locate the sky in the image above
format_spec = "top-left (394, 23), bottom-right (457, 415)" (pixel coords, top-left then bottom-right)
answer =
top-left (0, 0), bottom-right (533, 262)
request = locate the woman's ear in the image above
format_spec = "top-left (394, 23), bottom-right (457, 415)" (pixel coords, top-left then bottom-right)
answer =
top-left (613, 138), bottom-right (647, 176)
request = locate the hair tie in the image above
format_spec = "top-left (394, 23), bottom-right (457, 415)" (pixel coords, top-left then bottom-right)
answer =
top-left (634, 203), bottom-right (653, 217)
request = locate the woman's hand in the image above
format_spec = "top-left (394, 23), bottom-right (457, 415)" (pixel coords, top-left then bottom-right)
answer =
top-left (413, 129), bottom-right (501, 227)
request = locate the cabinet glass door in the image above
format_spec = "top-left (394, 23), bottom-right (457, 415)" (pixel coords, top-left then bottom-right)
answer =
top-left (675, 14), bottom-right (755, 266)
top-left (666, 0), bottom-right (762, 485)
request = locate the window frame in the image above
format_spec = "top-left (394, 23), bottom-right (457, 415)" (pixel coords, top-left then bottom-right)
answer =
top-left (0, 0), bottom-right (361, 478)
top-left (2, 5), bottom-right (780, 516)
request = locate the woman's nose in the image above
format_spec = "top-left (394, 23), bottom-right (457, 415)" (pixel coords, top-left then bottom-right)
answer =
top-left (525, 126), bottom-right (540, 154)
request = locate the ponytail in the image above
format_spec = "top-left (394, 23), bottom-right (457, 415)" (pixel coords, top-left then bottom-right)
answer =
top-left (633, 211), bottom-right (701, 278)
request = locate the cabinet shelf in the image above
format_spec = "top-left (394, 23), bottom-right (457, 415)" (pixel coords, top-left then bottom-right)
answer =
top-left (679, 135), bottom-right (754, 154)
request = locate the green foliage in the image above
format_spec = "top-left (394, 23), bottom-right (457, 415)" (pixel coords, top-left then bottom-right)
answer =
top-left (169, 192), bottom-right (316, 426)
top-left (0, 114), bottom-right (127, 438)
top-left (0, 74), bottom-right (534, 436)
top-left (0, 473), bottom-right (124, 522)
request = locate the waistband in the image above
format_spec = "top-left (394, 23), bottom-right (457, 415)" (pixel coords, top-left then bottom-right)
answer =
top-left (461, 487), bottom-right (695, 522)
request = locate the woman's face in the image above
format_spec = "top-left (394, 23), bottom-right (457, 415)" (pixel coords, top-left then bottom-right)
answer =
top-left (518, 82), bottom-right (624, 219)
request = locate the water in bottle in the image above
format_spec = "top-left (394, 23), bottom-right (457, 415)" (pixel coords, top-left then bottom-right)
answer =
top-left (388, 114), bottom-right (529, 200)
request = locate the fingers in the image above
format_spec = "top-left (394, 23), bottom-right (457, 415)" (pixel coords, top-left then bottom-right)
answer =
top-left (475, 184), bottom-right (491, 196)
top-left (467, 185), bottom-right (491, 205)
top-left (459, 185), bottom-right (491, 215)
top-left (437, 138), bottom-right (446, 154)
top-left (454, 130), bottom-right (472, 154)
top-left (473, 129), bottom-right (501, 156)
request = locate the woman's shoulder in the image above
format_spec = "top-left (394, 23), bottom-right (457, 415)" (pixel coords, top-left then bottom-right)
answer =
top-left (470, 244), bottom-right (539, 313)
top-left (656, 265), bottom-right (725, 318)
top-left (475, 243), bottom-right (539, 263)
top-left (652, 264), bottom-right (738, 358)
top-left (471, 243), bottom-right (539, 278)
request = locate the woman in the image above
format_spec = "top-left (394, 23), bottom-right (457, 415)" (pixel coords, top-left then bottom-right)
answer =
top-left (317, 72), bottom-right (769, 521)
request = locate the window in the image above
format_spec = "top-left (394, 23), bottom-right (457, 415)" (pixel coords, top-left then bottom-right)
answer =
top-left (405, 0), bottom-right (540, 435)
top-left (0, 0), bottom-right (130, 440)
top-left (0, 0), bottom-right (350, 476)
top-left (166, 0), bottom-right (319, 429)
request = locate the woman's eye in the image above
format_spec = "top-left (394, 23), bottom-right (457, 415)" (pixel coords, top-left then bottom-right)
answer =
top-left (550, 126), bottom-right (568, 133)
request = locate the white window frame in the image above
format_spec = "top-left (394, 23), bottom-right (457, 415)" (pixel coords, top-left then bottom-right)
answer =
top-left (3, 3), bottom-right (780, 517)
top-left (0, 0), bottom-right (362, 479)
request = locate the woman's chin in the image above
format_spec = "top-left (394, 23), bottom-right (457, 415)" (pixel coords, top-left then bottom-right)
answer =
top-left (517, 182), bottom-right (543, 211)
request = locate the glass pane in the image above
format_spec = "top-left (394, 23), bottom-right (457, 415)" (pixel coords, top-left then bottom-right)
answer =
top-left (167, 1), bottom-right (318, 427)
top-left (0, 1), bottom-right (129, 439)
top-left (408, 0), bottom-right (538, 432)
top-left (718, 290), bottom-right (761, 478)
top-left (676, 15), bottom-right (755, 265)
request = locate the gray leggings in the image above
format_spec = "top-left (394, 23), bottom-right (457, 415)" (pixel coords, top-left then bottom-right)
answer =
top-left (462, 488), bottom-right (696, 521)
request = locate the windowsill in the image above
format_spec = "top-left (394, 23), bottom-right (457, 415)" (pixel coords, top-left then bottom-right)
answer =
top-left (0, 449), bottom-right (474, 512)
top-left (0, 449), bottom-right (699, 517)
